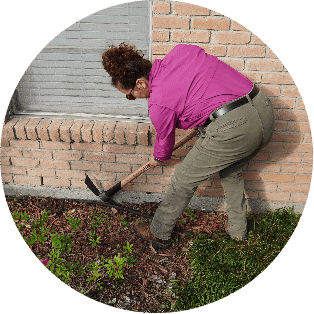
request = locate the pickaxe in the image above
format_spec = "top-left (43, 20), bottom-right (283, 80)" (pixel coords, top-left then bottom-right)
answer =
top-left (85, 128), bottom-right (198, 204)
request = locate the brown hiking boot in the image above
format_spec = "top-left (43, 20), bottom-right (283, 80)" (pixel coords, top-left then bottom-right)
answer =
top-left (133, 222), bottom-right (171, 250)
top-left (224, 220), bottom-right (245, 241)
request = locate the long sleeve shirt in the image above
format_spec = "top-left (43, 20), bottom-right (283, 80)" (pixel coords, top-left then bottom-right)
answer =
top-left (148, 44), bottom-right (253, 161)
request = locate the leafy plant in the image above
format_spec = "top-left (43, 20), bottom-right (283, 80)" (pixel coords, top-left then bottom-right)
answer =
top-left (31, 209), bottom-right (50, 229)
top-left (50, 232), bottom-right (73, 254)
top-left (67, 215), bottom-right (82, 231)
top-left (120, 218), bottom-right (129, 227)
top-left (89, 231), bottom-right (101, 248)
top-left (27, 225), bottom-right (50, 245)
top-left (105, 254), bottom-right (128, 280)
top-left (90, 210), bottom-right (107, 229)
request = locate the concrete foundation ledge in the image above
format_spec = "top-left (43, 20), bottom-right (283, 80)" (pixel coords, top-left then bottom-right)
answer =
top-left (2, 183), bottom-right (305, 215)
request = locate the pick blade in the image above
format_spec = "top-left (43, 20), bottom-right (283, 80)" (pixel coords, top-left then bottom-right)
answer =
top-left (85, 175), bottom-right (100, 196)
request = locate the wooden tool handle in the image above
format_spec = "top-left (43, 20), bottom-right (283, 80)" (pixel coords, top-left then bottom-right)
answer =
top-left (121, 128), bottom-right (198, 187)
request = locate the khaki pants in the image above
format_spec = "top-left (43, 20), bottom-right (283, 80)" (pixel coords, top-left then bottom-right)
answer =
top-left (150, 86), bottom-right (275, 240)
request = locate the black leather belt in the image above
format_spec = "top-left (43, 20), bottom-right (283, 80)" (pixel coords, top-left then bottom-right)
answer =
top-left (203, 85), bottom-right (260, 127)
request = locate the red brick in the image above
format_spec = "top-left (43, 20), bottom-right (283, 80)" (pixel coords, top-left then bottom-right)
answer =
top-left (274, 121), bottom-right (288, 132)
top-left (282, 86), bottom-right (300, 98)
top-left (271, 98), bottom-right (295, 109)
top-left (246, 59), bottom-right (283, 72)
top-left (296, 175), bottom-right (311, 184)
top-left (92, 120), bottom-right (106, 142)
top-left (231, 21), bottom-right (248, 31)
top-left (269, 153), bottom-right (302, 163)
top-left (281, 164), bottom-right (312, 174)
top-left (103, 144), bottom-right (135, 154)
top-left (116, 155), bottom-right (148, 165)
top-left (126, 122), bottom-right (138, 145)
top-left (71, 161), bottom-right (100, 171)
top-left (70, 120), bottom-right (84, 143)
top-left (212, 32), bottom-right (250, 44)
top-left (71, 142), bottom-right (102, 152)
top-left (1, 147), bottom-right (23, 157)
top-left (85, 152), bottom-right (115, 162)
top-left (135, 146), bottom-right (154, 155)
top-left (27, 168), bottom-right (55, 177)
top-left (11, 157), bottom-right (39, 168)
top-left (271, 132), bottom-right (303, 143)
top-left (88, 172), bottom-right (116, 182)
top-left (71, 179), bottom-right (88, 189)
top-left (258, 85), bottom-right (281, 97)
top-left (23, 149), bottom-right (53, 159)
top-left (251, 35), bottom-right (266, 45)
top-left (153, 16), bottom-right (190, 29)
top-left (81, 120), bottom-right (94, 143)
top-left (56, 170), bottom-right (86, 180)
top-left (198, 44), bottom-right (227, 57)
top-left (240, 72), bottom-right (262, 83)
top-left (259, 192), bottom-right (290, 202)
top-left (2, 118), bottom-right (19, 139)
top-left (101, 164), bottom-right (131, 173)
top-left (278, 183), bottom-right (310, 193)
top-left (54, 151), bottom-right (83, 160)
top-left (25, 118), bottom-right (42, 140)
top-left (36, 119), bottom-right (52, 141)
top-left (267, 48), bottom-right (278, 59)
top-left (228, 46), bottom-right (266, 58)
top-left (290, 193), bottom-right (309, 203)
top-left (288, 122), bottom-right (311, 133)
top-left (1, 138), bottom-right (10, 147)
top-left (247, 162), bottom-right (280, 172)
top-left (147, 175), bottom-right (172, 185)
top-left (245, 181), bottom-right (278, 192)
top-left (118, 173), bottom-right (146, 183)
top-left (41, 141), bottom-right (70, 150)
top-left (153, 1), bottom-right (170, 14)
top-left (48, 119), bottom-right (63, 141)
top-left (195, 187), bottom-right (224, 197)
top-left (193, 17), bottom-right (230, 30)
top-left (152, 44), bottom-right (177, 55)
top-left (302, 154), bottom-right (313, 164)
top-left (1, 157), bottom-right (11, 165)
top-left (262, 142), bottom-right (285, 152)
top-left (115, 121), bottom-right (128, 145)
top-left (285, 143), bottom-right (312, 153)
top-left (1, 166), bottom-right (27, 175)
top-left (173, 30), bottom-right (210, 43)
top-left (41, 159), bottom-right (70, 170)
top-left (262, 73), bottom-right (294, 85)
top-left (132, 183), bottom-right (163, 194)
top-left (1, 174), bottom-right (13, 183)
top-left (219, 58), bottom-right (245, 71)
top-left (14, 175), bottom-right (41, 186)
top-left (262, 173), bottom-right (295, 182)
top-left (245, 190), bottom-right (259, 200)
top-left (104, 121), bottom-right (116, 143)
top-left (43, 177), bottom-right (70, 187)
top-left (173, 3), bottom-right (210, 15)
top-left (296, 99), bottom-right (305, 110)
top-left (278, 110), bottom-right (309, 122)
top-left (172, 147), bottom-right (191, 157)
top-left (250, 151), bottom-right (269, 161)
top-left (152, 30), bottom-right (170, 42)
top-left (138, 123), bottom-right (150, 145)
top-left (59, 119), bottom-right (74, 142)
top-left (14, 118), bottom-right (30, 140)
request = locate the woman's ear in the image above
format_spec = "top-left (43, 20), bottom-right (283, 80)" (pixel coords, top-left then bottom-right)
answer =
top-left (136, 78), bottom-right (148, 89)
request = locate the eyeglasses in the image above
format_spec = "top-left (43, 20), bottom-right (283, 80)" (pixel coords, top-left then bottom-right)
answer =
top-left (126, 87), bottom-right (136, 100)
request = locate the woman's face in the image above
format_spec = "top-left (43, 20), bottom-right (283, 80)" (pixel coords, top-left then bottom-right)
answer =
top-left (116, 78), bottom-right (150, 100)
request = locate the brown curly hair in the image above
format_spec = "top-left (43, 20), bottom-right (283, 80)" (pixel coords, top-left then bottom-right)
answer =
top-left (102, 43), bottom-right (152, 90)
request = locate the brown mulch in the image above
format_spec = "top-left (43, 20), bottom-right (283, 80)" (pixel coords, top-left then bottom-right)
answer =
top-left (6, 196), bottom-right (227, 312)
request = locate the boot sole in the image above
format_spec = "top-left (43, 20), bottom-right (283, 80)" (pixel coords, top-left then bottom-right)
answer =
top-left (133, 226), bottom-right (171, 250)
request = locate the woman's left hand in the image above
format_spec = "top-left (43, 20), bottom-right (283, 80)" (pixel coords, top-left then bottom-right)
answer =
top-left (149, 154), bottom-right (162, 169)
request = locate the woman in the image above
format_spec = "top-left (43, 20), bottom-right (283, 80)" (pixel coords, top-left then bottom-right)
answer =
top-left (102, 43), bottom-right (274, 249)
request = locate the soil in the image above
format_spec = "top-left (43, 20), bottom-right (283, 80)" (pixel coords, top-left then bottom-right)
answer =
top-left (6, 196), bottom-right (228, 312)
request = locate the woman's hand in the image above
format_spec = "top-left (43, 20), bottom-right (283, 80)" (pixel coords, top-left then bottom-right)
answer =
top-left (149, 154), bottom-right (163, 169)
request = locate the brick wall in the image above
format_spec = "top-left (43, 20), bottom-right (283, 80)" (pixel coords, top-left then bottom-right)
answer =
top-left (0, 1), bottom-right (312, 213)
top-left (149, 1), bottom-right (312, 209)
